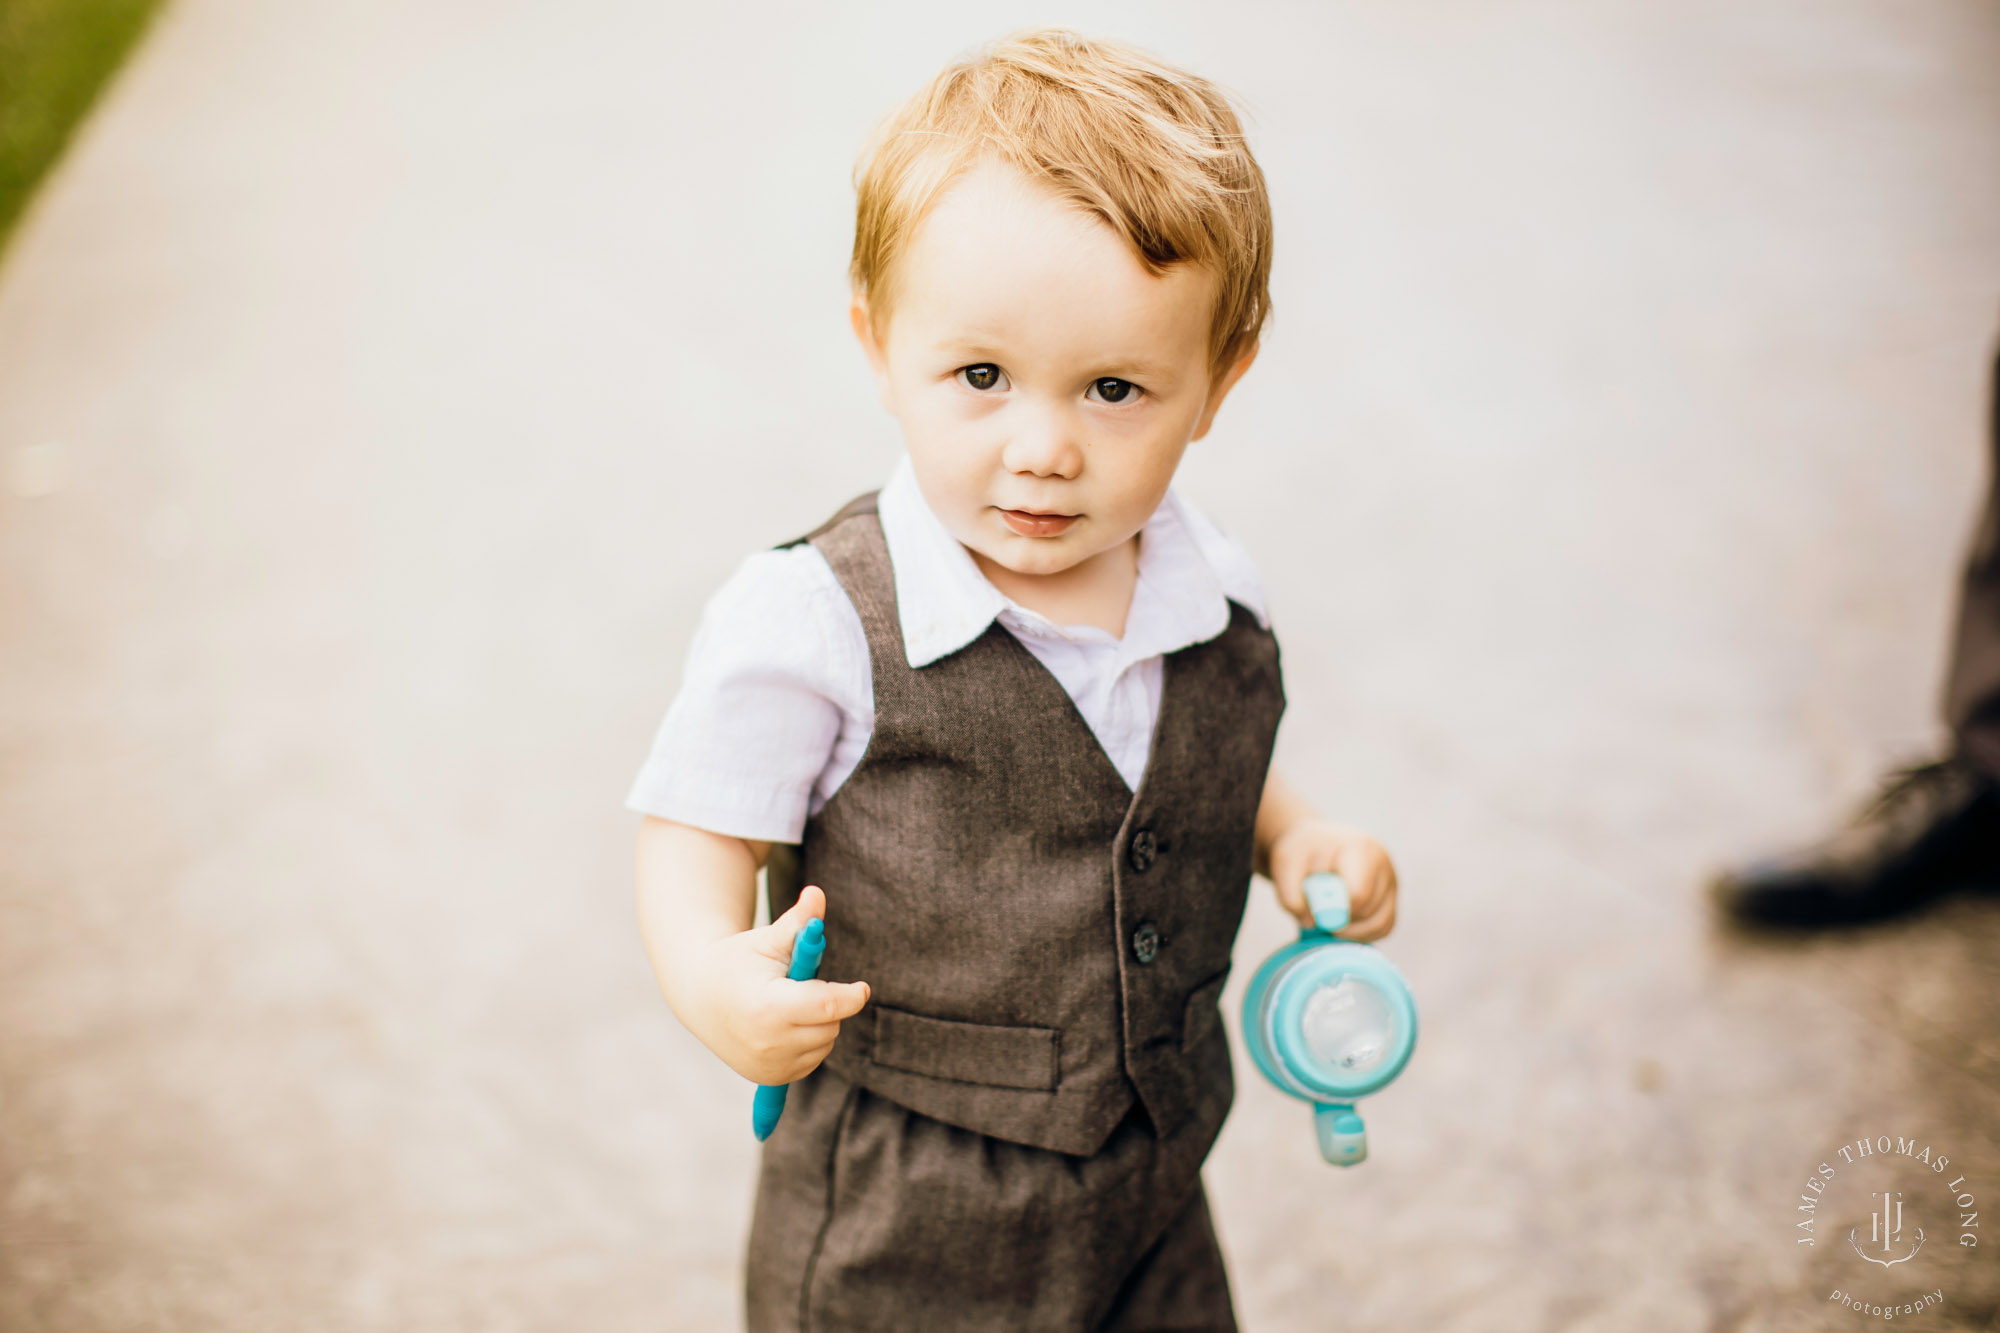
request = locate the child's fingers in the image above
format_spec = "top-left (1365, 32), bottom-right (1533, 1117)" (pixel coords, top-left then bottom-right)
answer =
top-left (1266, 836), bottom-right (1318, 929)
top-left (765, 1032), bottom-right (842, 1085)
top-left (1338, 893), bottom-right (1398, 943)
top-left (778, 883), bottom-right (827, 932)
top-left (1333, 842), bottom-right (1396, 926)
top-left (1267, 825), bottom-right (1398, 935)
top-left (1332, 844), bottom-right (1397, 941)
top-left (757, 884), bottom-right (829, 964)
top-left (784, 1021), bottom-right (843, 1048)
top-left (772, 977), bottom-right (872, 1026)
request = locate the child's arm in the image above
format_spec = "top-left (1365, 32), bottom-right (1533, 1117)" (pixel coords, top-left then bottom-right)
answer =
top-left (635, 815), bottom-right (871, 1085)
top-left (1252, 768), bottom-right (1399, 941)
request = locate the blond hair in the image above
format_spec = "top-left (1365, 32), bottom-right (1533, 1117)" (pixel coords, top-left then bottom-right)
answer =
top-left (851, 28), bottom-right (1272, 381)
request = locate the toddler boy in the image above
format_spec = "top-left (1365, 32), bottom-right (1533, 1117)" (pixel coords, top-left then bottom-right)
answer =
top-left (630, 28), bottom-right (1399, 1331)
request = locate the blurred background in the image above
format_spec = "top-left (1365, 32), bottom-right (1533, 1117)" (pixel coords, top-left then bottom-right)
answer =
top-left (2, 1), bottom-right (1997, 1329)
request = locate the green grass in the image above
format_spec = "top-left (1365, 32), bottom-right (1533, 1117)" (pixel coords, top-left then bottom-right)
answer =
top-left (0, 0), bottom-right (164, 260)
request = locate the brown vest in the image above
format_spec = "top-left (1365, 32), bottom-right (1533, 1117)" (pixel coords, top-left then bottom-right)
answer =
top-left (765, 492), bottom-right (1285, 1157)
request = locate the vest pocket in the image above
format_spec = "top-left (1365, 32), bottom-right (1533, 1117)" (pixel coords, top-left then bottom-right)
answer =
top-left (869, 1006), bottom-right (1060, 1092)
top-left (1180, 967), bottom-right (1232, 1054)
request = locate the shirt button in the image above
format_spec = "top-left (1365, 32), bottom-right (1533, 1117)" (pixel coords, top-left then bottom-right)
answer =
top-left (1128, 828), bottom-right (1159, 874)
top-left (1131, 921), bottom-right (1162, 964)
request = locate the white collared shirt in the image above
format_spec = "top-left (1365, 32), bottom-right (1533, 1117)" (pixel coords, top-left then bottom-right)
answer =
top-left (626, 453), bottom-right (1271, 843)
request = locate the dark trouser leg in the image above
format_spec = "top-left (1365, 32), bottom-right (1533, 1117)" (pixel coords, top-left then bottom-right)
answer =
top-left (1944, 344), bottom-right (2000, 779)
top-left (745, 1067), bottom-right (1234, 1333)
top-left (1096, 1182), bottom-right (1239, 1333)
top-left (1711, 341), bottom-right (2000, 923)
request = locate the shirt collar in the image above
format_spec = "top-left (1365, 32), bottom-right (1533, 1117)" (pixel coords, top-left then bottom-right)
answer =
top-left (874, 452), bottom-right (1270, 670)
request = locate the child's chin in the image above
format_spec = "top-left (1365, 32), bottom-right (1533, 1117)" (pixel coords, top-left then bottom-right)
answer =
top-left (964, 523), bottom-right (1101, 579)
top-left (1012, 549), bottom-right (1107, 583)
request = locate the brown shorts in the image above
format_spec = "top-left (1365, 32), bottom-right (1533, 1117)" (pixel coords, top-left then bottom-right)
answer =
top-left (745, 1064), bottom-right (1237, 1332)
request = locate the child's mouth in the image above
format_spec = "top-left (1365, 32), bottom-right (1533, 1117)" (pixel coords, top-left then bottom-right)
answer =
top-left (999, 509), bottom-right (1077, 537)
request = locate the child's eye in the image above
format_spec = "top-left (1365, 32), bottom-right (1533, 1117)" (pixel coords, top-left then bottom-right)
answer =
top-left (1086, 377), bottom-right (1141, 404)
top-left (957, 364), bottom-right (1007, 392)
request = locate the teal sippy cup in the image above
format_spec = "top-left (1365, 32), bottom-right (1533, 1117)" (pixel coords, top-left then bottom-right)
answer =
top-left (1240, 871), bottom-right (1417, 1166)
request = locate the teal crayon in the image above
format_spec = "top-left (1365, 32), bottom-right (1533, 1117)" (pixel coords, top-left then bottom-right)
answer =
top-left (752, 916), bottom-right (826, 1141)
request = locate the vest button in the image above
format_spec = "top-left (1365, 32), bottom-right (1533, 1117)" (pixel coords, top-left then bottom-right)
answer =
top-left (1131, 921), bottom-right (1162, 964)
top-left (1128, 828), bottom-right (1159, 873)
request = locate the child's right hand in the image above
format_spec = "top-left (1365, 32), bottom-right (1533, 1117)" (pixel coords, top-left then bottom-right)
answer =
top-left (680, 884), bottom-right (872, 1086)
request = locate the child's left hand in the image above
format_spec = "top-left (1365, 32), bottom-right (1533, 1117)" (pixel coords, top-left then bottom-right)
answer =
top-left (1265, 819), bottom-right (1398, 942)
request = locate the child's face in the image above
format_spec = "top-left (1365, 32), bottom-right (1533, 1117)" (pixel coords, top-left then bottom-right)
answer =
top-left (852, 157), bottom-right (1255, 584)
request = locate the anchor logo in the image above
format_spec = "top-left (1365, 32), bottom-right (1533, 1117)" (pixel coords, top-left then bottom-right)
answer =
top-left (1849, 1191), bottom-right (1924, 1268)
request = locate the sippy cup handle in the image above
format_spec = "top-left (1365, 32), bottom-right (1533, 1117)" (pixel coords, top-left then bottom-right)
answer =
top-left (752, 916), bottom-right (826, 1141)
top-left (1302, 871), bottom-right (1351, 935)
top-left (1303, 875), bottom-right (1368, 1165)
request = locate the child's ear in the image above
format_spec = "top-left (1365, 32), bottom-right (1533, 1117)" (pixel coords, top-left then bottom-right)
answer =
top-left (849, 296), bottom-right (895, 415)
top-left (1191, 342), bottom-right (1259, 442)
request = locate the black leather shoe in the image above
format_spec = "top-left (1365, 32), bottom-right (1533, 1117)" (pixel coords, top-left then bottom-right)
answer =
top-left (1711, 755), bottom-right (2000, 927)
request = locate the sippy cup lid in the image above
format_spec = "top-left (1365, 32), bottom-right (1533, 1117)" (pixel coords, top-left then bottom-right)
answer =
top-left (1261, 946), bottom-right (1416, 1101)
top-left (1241, 870), bottom-right (1418, 1105)
top-left (1241, 871), bottom-right (1417, 1165)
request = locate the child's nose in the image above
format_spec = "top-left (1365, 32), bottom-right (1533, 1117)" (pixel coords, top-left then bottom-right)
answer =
top-left (1000, 403), bottom-right (1083, 479)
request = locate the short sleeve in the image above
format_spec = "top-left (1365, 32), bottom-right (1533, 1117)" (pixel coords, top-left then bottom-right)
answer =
top-left (624, 544), bottom-right (866, 842)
